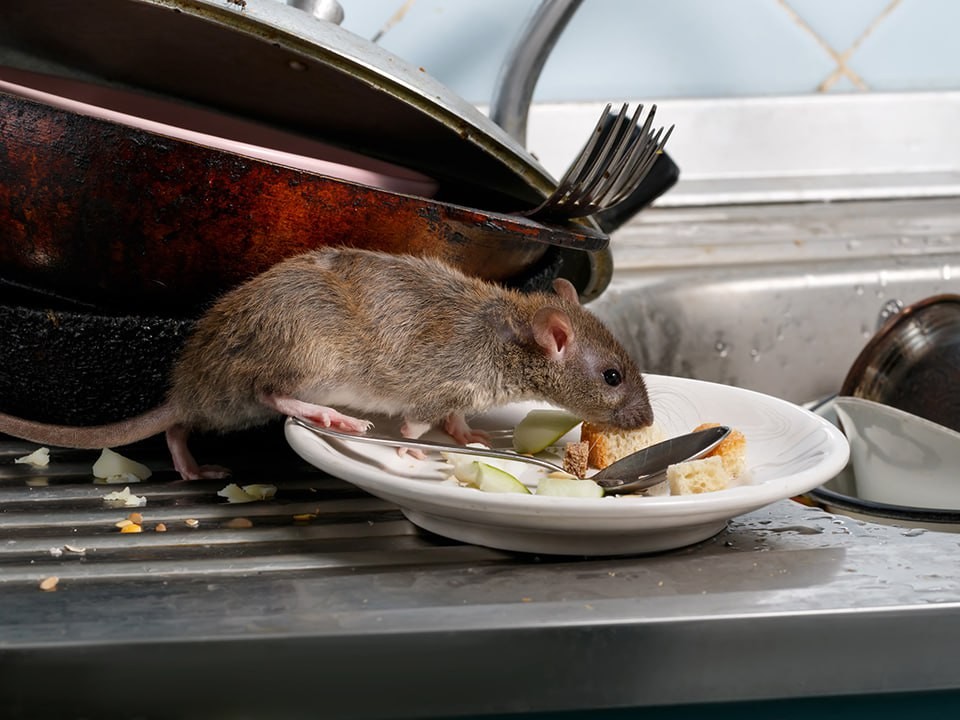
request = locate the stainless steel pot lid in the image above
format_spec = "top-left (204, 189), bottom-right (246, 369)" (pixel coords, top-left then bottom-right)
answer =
top-left (0, 0), bottom-right (560, 211)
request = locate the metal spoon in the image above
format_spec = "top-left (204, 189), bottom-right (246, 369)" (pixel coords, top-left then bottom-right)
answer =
top-left (291, 418), bottom-right (730, 496)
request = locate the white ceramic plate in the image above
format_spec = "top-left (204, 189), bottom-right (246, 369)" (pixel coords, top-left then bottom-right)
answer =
top-left (0, 65), bottom-right (438, 198)
top-left (285, 375), bottom-right (849, 556)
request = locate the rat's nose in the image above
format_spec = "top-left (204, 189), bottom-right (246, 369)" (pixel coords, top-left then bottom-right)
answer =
top-left (615, 401), bottom-right (654, 430)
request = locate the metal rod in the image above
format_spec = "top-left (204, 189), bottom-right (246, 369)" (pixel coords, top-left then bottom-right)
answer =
top-left (489, 0), bottom-right (584, 146)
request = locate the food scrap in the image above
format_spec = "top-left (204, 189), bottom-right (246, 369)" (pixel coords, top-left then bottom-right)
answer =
top-left (39, 576), bottom-right (59, 592)
top-left (223, 517), bottom-right (253, 529)
top-left (582, 420), bottom-right (748, 495)
top-left (14, 447), bottom-right (50, 467)
top-left (116, 511), bottom-right (147, 533)
top-left (439, 409), bottom-right (748, 498)
top-left (217, 483), bottom-right (277, 503)
top-left (102, 486), bottom-right (147, 508)
top-left (92, 448), bottom-right (152, 483)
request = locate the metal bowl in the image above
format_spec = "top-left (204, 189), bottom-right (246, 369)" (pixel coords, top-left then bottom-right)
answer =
top-left (840, 294), bottom-right (960, 435)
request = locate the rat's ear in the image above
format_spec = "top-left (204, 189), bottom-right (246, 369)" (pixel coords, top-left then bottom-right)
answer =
top-left (531, 307), bottom-right (575, 360)
top-left (552, 278), bottom-right (580, 305)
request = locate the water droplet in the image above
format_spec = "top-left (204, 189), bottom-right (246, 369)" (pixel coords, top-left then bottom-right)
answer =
top-left (750, 349), bottom-right (760, 363)
top-left (943, 265), bottom-right (953, 281)
top-left (854, 285), bottom-right (864, 296)
top-left (846, 239), bottom-right (861, 251)
top-left (715, 341), bottom-right (729, 359)
top-left (902, 528), bottom-right (926, 537)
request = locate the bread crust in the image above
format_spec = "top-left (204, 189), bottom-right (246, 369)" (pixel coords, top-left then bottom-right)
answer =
top-left (562, 441), bottom-right (590, 477)
top-left (580, 422), bottom-right (666, 469)
top-left (694, 422), bottom-right (747, 478)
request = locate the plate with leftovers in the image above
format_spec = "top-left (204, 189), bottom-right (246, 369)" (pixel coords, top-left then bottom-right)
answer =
top-left (285, 375), bottom-right (849, 556)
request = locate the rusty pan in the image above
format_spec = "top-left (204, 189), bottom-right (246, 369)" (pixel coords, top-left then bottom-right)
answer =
top-left (0, 71), bottom-right (608, 315)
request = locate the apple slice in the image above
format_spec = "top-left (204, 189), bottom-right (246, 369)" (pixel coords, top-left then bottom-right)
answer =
top-left (513, 409), bottom-right (581, 454)
top-left (475, 462), bottom-right (531, 494)
top-left (536, 475), bottom-right (604, 498)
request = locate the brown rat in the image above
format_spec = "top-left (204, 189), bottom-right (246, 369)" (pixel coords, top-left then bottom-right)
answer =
top-left (0, 247), bottom-right (653, 479)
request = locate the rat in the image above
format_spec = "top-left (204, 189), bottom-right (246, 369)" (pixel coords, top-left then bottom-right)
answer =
top-left (0, 247), bottom-right (654, 480)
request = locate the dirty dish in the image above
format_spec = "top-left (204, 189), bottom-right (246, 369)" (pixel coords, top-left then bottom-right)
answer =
top-left (840, 294), bottom-right (960, 435)
top-left (285, 375), bottom-right (849, 556)
top-left (834, 395), bottom-right (960, 511)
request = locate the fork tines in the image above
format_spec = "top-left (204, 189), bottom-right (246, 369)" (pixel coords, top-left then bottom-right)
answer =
top-left (523, 102), bottom-right (673, 222)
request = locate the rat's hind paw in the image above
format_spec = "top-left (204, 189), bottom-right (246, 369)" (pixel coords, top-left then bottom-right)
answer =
top-left (261, 396), bottom-right (372, 433)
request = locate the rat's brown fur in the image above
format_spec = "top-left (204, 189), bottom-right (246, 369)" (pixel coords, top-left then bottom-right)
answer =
top-left (0, 248), bottom-right (653, 479)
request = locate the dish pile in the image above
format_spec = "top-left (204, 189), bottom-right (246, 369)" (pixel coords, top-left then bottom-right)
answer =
top-left (810, 295), bottom-right (960, 523)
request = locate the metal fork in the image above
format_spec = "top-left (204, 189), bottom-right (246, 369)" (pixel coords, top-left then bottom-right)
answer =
top-left (521, 103), bottom-right (673, 222)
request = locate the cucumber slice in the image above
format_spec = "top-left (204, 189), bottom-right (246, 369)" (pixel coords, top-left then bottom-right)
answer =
top-left (475, 462), bottom-right (531, 494)
top-left (536, 475), bottom-right (604, 498)
top-left (513, 409), bottom-right (581, 454)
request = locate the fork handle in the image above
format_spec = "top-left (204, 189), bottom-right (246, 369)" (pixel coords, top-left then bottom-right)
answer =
top-left (291, 418), bottom-right (567, 474)
top-left (594, 151), bottom-right (679, 232)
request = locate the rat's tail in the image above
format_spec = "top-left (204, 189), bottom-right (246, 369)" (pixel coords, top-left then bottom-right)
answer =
top-left (0, 403), bottom-right (176, 449)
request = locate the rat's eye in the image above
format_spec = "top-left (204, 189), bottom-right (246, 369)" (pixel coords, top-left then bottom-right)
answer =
top-left (603, 368), bottom-right (622, 387)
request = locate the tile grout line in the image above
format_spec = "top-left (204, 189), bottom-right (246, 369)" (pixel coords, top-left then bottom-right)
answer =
top-left (823, 0), bottom-right (903, 92)
top-left (776, 0), bottom-right (877, 92)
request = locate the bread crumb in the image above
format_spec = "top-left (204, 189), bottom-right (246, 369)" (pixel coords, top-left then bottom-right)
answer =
top-left (39, 576), bottom-right (59, 592)
top-left (667, 456), bottom-right (731, 495)
top-left (224, 517), bottom-right (253, 529)
top-left (155, 523), bottom-right (168, 533)
top-left (562, 441), bottom-right (589, 477)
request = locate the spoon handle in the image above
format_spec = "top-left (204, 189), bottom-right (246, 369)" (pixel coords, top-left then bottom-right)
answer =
top-left (290, 417), bottom-right (567, 474)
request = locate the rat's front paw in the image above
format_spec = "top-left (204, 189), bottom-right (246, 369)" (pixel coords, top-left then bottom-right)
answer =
top-left (443, 412), bottom-right (490, 446)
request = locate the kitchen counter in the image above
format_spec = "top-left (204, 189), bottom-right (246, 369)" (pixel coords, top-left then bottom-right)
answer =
top-left (2, 431), bottom-right (959, 719)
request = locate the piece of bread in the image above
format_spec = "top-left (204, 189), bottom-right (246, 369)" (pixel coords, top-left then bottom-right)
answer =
top-left (667, 455), bottom-right (731, 495)
top-left (694, 422), bottom-right (747, 478)
top-left (580, 421), bottom-right (666, 470)
top-left (562, 441), bottom-right (590, 477)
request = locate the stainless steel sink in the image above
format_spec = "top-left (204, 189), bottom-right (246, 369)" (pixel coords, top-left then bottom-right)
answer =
top-left (591, 197), bottom-right (960, 403)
